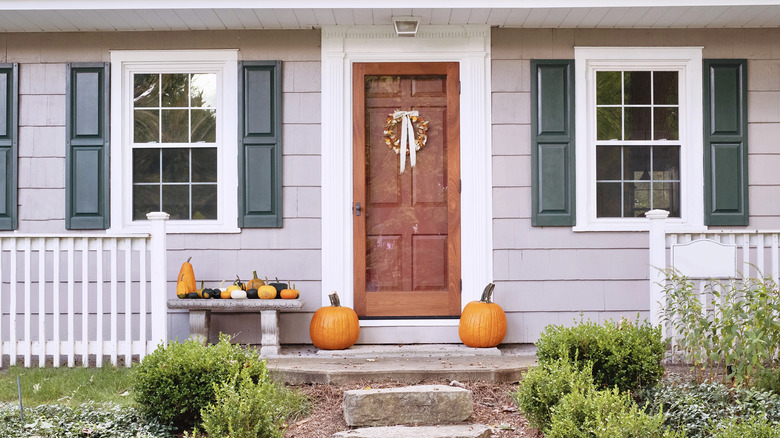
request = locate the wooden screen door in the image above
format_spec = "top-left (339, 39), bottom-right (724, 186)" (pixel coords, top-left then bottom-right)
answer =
top-left (353, 62), bottom-right (461, 317)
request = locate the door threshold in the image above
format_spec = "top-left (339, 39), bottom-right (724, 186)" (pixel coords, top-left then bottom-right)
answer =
top-left (359, 318), bottom-right (459, 327)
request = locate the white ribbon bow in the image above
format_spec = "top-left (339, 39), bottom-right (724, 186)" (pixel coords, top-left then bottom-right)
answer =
top-left (393, 110), bottom-right (419, 174)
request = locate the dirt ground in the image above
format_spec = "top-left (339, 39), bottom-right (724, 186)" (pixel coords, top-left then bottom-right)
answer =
top-left (283, 379), bottom-right (543, 437)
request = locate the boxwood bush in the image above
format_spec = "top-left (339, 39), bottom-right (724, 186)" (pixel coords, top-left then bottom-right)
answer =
top-left (546, 387), bottom-right (679, 438)
top-left (535, 317), bottom-right (665, 392)
top-left (133, 334), bottom-right (285, 432)
top-left (513, 358), bottom-right (596, 431)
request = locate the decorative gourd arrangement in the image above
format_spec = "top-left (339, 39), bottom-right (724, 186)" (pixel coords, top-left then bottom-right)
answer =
top-left (175, 266), bottom-right (303, 301)
top-left (458, 283), bottom-right (507, 348)
top-left (309, 292), bottom-right (359, 350)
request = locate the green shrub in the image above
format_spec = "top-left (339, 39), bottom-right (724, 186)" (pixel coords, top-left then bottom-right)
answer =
top-left (710, 416), bottom-right (780, 438)
top-left (513, 358), bottom-right (596, 431)
top-left (546, 387), bottom-right (678, 438)
top-left (132, 334), bottom-right (269, 431)
top-left (535, 317), bottom-right (665, 392)
top-left (662, 272), bottom-right (780, 386)
top-left (753, 367), bottom-right (780, 395)
top-left (200, 367), bottom-right (287, 438)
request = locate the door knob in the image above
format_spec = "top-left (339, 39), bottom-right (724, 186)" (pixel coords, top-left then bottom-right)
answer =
top-left (355, 202), bottom-right (362, 216)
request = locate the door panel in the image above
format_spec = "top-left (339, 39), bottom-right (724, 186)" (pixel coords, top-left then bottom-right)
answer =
top-left (353, 62), bottom-right (460, 317)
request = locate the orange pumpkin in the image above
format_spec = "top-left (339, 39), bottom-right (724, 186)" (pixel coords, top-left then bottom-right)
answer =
top-left (458, 283), bottom-right (507, 348)
top-left (257, 283), bottom-right (277, 299)
top-left (309, 292), bottom-right (359, 350)
top-left (245, 271), bottom-right (265, 290)
top-left (280, 283), bottom-right (300, 299)
top-left (177, 257), bottom-right (196, 294)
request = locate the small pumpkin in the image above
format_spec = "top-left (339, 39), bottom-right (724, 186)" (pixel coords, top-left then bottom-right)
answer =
top-left (269, 277), bottom-right (288, 299)
top-left (177, 257), bottom-right (197, 293)
top-left (309, 292), bottom-right (359, 350)
top-left (458, 283), bottom-right (507, 348)
top-left (246, 288), bottom-right (259, 299)
top-left (280, 283), bottom-right (300, 299)
top-left (220, 279), bottom-right (239, 299)
top-left (194, 281), bottom-right (211, 299)
top-left (231, 289), bottom-right (248, 299)
top-left (257, 283), bottom-right (277, 300)
top-left (187, 292), bottom-right (200, 299)
top-left (245, 271), bottom-right (265, 290)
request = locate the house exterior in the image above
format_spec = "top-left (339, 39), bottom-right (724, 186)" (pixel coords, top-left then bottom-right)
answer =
top-left (1, 1), bottom-right (779, 352)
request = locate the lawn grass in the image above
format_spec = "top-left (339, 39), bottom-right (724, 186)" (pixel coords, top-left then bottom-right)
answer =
top-left (0, 365), bottom-right (135, 407)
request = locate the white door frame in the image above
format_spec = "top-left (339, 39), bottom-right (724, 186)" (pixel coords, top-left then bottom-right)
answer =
top-left (320, 24), bottom-right (492, 327)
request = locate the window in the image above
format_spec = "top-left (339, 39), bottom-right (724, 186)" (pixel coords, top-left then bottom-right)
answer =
top-left (574, 47), bottom-right (704, 231)
top-left (110, 50), bottom-right (238, 233)
top-left (595, 70), bottom-right (680, 218)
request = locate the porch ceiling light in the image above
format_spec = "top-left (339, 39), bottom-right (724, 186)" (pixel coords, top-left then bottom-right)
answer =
top-left (393, 16), bottom-right (420, 37)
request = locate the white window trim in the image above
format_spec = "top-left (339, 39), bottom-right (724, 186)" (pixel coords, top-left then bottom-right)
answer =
top-left (109, 50), bottom-right (239, 234)
top-left (320, 25), bottom-right (492, 317)
top-left (573, 47), bottom-right (705, 232)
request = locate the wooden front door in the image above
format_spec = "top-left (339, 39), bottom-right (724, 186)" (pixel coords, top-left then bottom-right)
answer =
top-left (353, 62), bottom-right (461, 317)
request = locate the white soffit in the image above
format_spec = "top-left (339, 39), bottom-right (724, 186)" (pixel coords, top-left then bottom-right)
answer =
top-left (2, 2), bottom-right (780, 31)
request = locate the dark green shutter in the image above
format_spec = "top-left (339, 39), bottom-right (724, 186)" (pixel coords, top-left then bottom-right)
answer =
top-left (531, 60), bottom-right (575, 226)
top-left (703, 59), bottom-right (748, 226)
top-left (66, 63), bottom-right (110, 229)
top-left (238, 61), bottom-right (282, 228)
top-left (0, 64), bottom-right (18, 230)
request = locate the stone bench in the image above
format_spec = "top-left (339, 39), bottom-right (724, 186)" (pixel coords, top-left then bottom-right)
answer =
top-left (167, 298), bottom-right (304, 356)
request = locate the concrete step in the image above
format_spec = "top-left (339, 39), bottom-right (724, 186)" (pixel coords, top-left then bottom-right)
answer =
top-left (316, 344), bottom-right (502, 358)
top-left (343, 385), bottom-right (472, 427)
top-left (333, 424), bottom-right (492, 438)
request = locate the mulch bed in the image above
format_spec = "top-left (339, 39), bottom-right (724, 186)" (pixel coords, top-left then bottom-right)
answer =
top-left (283, 379), bottom-right (543, 437)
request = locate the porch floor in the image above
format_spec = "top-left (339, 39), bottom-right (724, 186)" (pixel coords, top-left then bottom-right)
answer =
top-left (264, 344), bottom-right (537, 385)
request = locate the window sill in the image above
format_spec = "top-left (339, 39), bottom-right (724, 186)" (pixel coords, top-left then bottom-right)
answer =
top-left (111, 220), bottom-right (240, 235)
top-left (573, 218), bottom-right (707, 233)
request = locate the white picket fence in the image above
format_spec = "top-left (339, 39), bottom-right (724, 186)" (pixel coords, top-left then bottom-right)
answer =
top-left (647, 209), bottom-right (780, 330)
top-left (0, 213), bottom-right (169, 367)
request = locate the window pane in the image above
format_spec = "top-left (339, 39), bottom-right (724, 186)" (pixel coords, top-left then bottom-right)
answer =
top-left (133, 148), bottom-right (160, 183)
top-left (191, 74), bottom-right (217, 108)
top-left (654, 107), bottom-right (679, 140)
top-left (191, 109), bottom-right (216, 143)
top-left (654, 182), bottom-right (680, 217)
top-left (161, 74), bottom-right (188, 107)
top-left (134, 109), bottom-right (159, 143)
top-left (653, 71), bottom-right (678, 105)
top-left (162, 148), bottom-right (189, 182)
top-left (597, 71), bottom-right (621, 105)
top-left (623, 146), bottom-right (650, 180)
top-left (162, 185), bottom-right (189, 220)
top-left (626, 182), bottom-right (651, 218)
top-left (161, 109), bottom-right (189, 143)
top-left (133, 185), bottom-right (159, 220)
top-left (597, 182), bottom-right (622, 217)
top-left (596, 146), bottom-right (621, 180)
top-left (652, 146), bottom-right (680, 181)
top-left (624, 71), bottom-right (651, 105)
top-left (597, 107), bottom-right (622, 140)
top-left (192, 148), bottom-right (218, 182)
top-left (134, 74), bottom-right (159, 108)
top-left (192, 185), bottom-right (218, 219)
top-left (624, 107), bottom-right (651, 140)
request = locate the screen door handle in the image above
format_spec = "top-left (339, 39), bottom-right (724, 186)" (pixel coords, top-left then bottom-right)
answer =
top-left (355, 202), bottom-right (362, 216)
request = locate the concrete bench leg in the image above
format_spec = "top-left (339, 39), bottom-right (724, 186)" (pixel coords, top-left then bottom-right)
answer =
top-left (189, 310), bottom-right (210, 345)
top-left (260, 310), bottom-right (280, 356)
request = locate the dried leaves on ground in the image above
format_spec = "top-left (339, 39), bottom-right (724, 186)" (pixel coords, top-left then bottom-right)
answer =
top-left (283, 380), bottom-right (542, 438)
